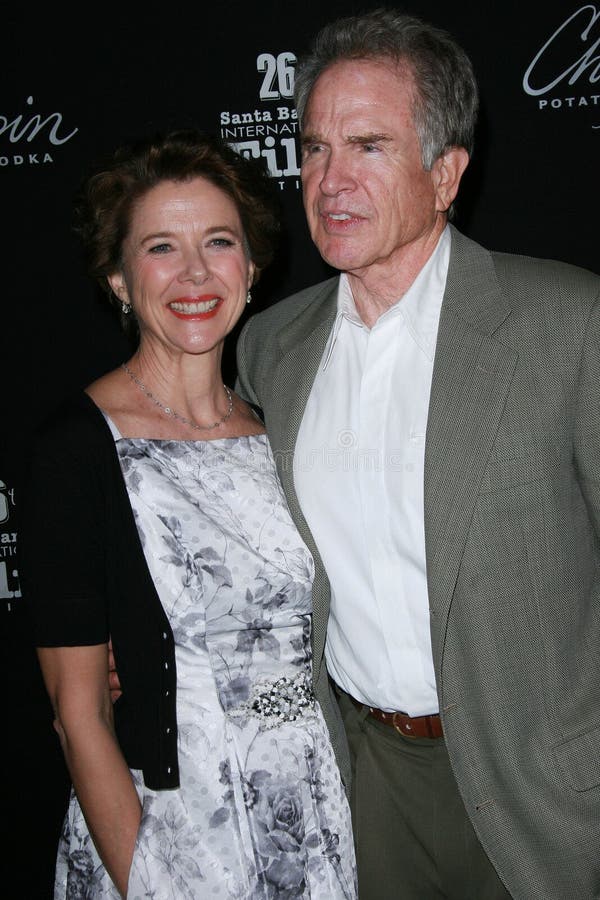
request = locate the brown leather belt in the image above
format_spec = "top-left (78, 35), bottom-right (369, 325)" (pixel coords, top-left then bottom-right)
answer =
top-left (348, 692), bottom-right (443, 739)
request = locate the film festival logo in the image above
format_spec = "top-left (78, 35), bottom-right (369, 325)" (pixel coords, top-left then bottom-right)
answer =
top-left (523, 4), bottom-right (600, 129)
top-left (0, 95), bottom-right (78, 168)
top-left (0, 479), bottom-right (20, 608)
top-left (220, 51), bottom-right (300, 191)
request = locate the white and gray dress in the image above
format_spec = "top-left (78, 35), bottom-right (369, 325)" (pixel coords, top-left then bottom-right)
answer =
top-left (55, 425), bottom-right (357, 900)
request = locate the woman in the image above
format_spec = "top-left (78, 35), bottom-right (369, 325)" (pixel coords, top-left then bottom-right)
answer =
top-left (21, 129), bottom-right (357, 899)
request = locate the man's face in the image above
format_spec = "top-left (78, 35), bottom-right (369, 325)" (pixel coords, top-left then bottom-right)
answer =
top-left (300, 58), bottom-right (452, 278)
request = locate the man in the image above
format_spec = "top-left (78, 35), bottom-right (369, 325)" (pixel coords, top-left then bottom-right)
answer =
top-left (235, 8), bottom-right (600, 900)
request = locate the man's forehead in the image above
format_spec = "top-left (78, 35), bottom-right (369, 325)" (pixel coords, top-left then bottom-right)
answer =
top-left (303, 59), bottom-right (415, 124)
top-left (308, 56), bottom-right (415, 96)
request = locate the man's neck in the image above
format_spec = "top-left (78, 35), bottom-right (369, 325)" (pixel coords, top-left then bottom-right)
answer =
top-left (347, 221), bottom-right (447, 328)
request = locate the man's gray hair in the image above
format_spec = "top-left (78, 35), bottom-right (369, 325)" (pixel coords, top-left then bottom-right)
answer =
top-left (294, 7), bottom-right (479, 171)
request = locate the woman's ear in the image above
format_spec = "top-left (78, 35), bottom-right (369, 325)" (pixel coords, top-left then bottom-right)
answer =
top-left (107, 272), bottom-right (129, 303)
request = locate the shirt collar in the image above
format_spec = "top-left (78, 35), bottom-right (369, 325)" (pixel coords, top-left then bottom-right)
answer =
top-left (322, 225), bottom-right (451, 369)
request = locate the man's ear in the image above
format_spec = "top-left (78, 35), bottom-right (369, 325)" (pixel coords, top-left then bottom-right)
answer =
top-left (433, 146), bottom-right (470, 213)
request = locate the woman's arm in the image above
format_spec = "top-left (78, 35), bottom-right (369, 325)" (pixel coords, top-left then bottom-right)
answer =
top-left (38, 642), bottom-right (142, 898)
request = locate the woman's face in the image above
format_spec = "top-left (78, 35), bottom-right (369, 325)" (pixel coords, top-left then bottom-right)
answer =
top-left (109, 176), bottom-right (255, 360)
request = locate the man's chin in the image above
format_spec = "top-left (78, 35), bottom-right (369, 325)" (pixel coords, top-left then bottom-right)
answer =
top-left (314, 239), bottom-right (368, 274)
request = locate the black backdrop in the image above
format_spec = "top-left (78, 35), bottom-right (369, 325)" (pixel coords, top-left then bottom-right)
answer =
top-left (2, 2), bottom-right (597, 895)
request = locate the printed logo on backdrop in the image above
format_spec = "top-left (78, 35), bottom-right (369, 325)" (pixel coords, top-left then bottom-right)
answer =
top-left (0, 95), bottom-right (78, 169)
top-left (220, 51), bottom-right (301, 191)
top-left (0, 479), bottom-right (20, 608)
top-left (523, 4), bottom-right (600, 129)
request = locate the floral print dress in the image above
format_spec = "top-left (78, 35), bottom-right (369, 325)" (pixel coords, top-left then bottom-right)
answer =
top-left (54, 428), bottom-right (357, 899)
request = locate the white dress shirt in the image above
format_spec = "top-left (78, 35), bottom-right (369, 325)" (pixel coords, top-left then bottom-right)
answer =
top-left (294, 227), bottom-right (451, 715)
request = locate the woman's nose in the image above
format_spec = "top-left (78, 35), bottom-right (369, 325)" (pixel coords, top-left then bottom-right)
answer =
top-left (179, 254), bottom-right (208, 284)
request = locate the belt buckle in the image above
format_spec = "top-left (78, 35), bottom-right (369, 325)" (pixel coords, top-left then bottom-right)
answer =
top-left (392, 711), bottom-right (417, 738)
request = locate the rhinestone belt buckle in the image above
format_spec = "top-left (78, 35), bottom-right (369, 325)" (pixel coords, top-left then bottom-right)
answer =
top-left (232, 671), bottom-right (316, 729)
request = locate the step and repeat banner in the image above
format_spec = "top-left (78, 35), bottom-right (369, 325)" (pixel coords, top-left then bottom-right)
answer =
top-left (2, 1), bottom-right (597, 895)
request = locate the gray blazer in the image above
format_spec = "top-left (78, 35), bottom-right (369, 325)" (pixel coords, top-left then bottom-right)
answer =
top-left (236, 226), bottom-right (600, 900)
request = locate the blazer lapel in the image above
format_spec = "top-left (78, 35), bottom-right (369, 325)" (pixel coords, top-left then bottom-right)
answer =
top-left (265, 279), bottom-right (338, 677)
top-left (424, 228), bottom-right (517, 662)
top-left (268, 279), bottom-right (338, 531)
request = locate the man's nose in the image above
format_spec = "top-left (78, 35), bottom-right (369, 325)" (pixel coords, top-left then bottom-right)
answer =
top-left (319, 152), bottom-right (354, 195)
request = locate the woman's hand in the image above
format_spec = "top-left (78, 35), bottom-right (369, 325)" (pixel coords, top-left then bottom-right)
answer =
top-left (38, 642), bottom-right (140, 897)
top-left (108, 638), bottom-right (123, 703)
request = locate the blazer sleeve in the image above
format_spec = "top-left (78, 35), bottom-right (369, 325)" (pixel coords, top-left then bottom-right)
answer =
top-left (235, 315), bottom-right (262, 408)
top-left (573, 291), bottom-right (600, 538)
top-left (20, 397), bottom-right (110, 647)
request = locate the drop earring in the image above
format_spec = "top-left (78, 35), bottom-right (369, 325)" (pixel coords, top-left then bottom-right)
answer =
top-left (121, 300), bottom-right (132, 315)
top-left (246, 290), bottom-right (252, 305)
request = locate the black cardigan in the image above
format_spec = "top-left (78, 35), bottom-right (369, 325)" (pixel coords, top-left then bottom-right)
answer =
top-left (20, 391), bottom-right (179, 789)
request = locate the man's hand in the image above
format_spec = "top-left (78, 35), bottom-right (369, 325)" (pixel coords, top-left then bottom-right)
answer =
top-left (108, 639), bottom-right (123, 703)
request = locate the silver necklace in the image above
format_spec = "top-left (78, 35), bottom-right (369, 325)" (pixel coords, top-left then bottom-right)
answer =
top-left (122, 363), bottom-right (234, 431)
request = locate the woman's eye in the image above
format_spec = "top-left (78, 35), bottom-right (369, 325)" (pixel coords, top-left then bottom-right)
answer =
top-left (148, 243), bottom-right (171, 254)
top-left (210, 238), bottom-right (234, 248)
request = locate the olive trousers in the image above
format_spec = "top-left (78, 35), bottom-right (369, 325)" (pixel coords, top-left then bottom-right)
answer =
top-left (336, 689), bottom-right (513, 900)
